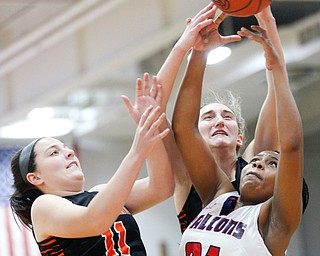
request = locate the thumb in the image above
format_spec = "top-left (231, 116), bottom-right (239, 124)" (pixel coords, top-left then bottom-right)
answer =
top-left (222, 35), bottom-right (242, 44)
top-left (121, 95), bottom-right (134, 114)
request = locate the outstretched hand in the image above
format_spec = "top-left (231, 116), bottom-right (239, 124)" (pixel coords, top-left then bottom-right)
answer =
top-left (237, 26), bottom-right (280, 70)
top-left (195, 10), bottom-right (242, 52)
top-left (121, 73), bottom-right (162, 125)
top-left (176, 2), bottom-right (241, 54)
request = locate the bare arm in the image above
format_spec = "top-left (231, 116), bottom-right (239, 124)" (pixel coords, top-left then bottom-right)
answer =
top-left (157, 3), bottom-right (222, 212)
top-left (267, 37), bottom-right (304, 254)
top-left (120, 75), bottom-right (174, 214)
top-left (157, 2), bottom-right (219, 111)
top-left (155, 3), bottom-right (230, 212)
top-left (172, 13), bottom-right (241, 206)
top-left (173, 50), bottom-right (230, 207)
top-left (243, 7), bottom-right (284, 160)
top-left (239, 25), bottom-right (304, 255)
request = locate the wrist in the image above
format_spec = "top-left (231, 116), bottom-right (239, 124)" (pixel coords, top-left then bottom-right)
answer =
top-left (173, 43), bottom-right (191, 57)
top-left (190, 49), bottom-right (208, 61)
top-left (127, 148), bottom-right (146, 166)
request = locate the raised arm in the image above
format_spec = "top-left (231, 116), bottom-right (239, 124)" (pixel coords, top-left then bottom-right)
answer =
top-left (172, 11), bottom-right (241, 206)
top-left (151, 3), bottom-right (232, 212)
top-left (243, 7), bottom-right (284, 160)
top-left (156, 2), bottom-right (218, 111)
top-left (121, 74), bottom-right (173, 214)
top-left (239, 25), bottom-right (304, 254)
top-left (156, 4), bottom-right (222, 210)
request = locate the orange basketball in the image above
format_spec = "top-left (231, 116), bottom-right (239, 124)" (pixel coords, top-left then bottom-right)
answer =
top-left (212, 0), bottom-right (271, 17)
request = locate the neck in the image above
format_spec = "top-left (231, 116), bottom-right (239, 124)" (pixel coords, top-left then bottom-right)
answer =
top-left (211, 147), bottom-right (238, 181)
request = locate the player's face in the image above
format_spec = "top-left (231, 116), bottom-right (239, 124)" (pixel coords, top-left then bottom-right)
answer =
top-left (240, 151), bottom-right (279, 203)
top-left (29, 137), bottom-right (84, 195)
top-left (198, 103), bottom-right (242, 150)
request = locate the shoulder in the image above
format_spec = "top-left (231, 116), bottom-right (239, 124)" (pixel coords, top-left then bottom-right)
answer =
top-left (33, 193), bottom-right (65, 204)
top-left (89, 184), bottom-right (106, 192)
top-left (32, 194), bottom-right (72, 214)
top-left (31, 194), bottom-right (73, 228)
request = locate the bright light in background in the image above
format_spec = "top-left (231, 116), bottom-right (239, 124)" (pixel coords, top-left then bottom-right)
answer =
top-left (0, 107), bottom-right (73, 138)
top-left (0, 119), bottom-right (74, 139)
top-left (27, 107), bottom-right (55, 120)
top-left (207, 46), bottom-right (231, 65)
top-left (188, 46), bottom-right (231, 65)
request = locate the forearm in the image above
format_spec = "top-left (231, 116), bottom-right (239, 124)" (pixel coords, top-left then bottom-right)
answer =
top-left (173, 49), bottom-right (226, 204)
top-left (261, 15), bottom-right (304, 223)
top-left (124, 140), bottom-right (173, 214)
top-left (86, 150), bottom-right (145, 230)
top-left (145, 139), bottom-right (174, 195)
top-left (172, 49), bottom-right (207, 133)
top-left (273, 64), bottom-right (303, 146)
top-left (160, 118), bottom-right (189, 184)
top-left (252, 73), bottom-right (279, 155)
top-left (252, 9), bottom-right (284, 154)
top-left (256, 7), bottom-right (285, 65)
top-left (270, 61), bottom-right (304, 234)
top-left (157, 44), bottom-right (189, 111)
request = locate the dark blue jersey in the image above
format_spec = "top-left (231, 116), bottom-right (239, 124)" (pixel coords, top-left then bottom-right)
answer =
top-left (178, 157), bottom-right (248, 234)
top-left (36, 191), bottom-right (146, 256)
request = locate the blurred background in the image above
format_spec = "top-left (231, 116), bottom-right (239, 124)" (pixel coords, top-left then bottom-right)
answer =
top-left (0, 0), bottom-right (319, 255)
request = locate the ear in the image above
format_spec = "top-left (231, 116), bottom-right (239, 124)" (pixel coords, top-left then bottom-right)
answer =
top-left (236, 134), bottom-right (243, 148)
top-left (26, 172), bottom-right (43, 187)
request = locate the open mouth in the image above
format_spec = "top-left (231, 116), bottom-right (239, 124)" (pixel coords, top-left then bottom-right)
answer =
top-left (67, 161), bottom-right (78, 169)
top-left (212, 130), bottom-right (228, 137)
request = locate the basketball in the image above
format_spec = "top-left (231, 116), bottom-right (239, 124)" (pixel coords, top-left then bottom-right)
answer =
top-left (212, 0), bottom-right (271, 17)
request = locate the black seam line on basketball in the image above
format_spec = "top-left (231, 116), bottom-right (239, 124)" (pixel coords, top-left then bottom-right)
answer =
top-left (256, 0), bottom-right (263, 14)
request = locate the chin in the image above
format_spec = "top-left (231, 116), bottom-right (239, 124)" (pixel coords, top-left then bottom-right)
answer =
top-left (210, 141), bottom-right (231, 149)
top-left (240, 181), bottom-right (260, 193)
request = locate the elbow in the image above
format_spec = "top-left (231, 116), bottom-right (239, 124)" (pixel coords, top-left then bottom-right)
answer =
top-left (85, 210), bottom-right (118, 235)
top-left (172, 119), bottom-right (196, 143)
top-left (93, 223), bottom-right (110, 235)
top-left (172, 112), bottom-right (194, 136)
top-left (157, 181), bottom-right (175, 201)
top-left (163, 162), bottom-right (175, 199)
top-left (280, 133), bottom-right (304, 152)
top-left (87, 217), bottom-right (113, 235)
top-left (172, 117), bottom-right (182, 136)
top-left (160, 179), bottom-right (175, 200)
top-left (167, 181), bottom-right (175, 198)
top-left (151, 172), bottom-right (175, 201)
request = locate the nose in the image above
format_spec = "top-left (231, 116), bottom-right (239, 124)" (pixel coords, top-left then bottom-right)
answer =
top-left (65, 148), bottom-right (75, 158)
top-left (214, 115), bottom-right (225, 127)
top-left (252, 161), bottom-right (264, 170)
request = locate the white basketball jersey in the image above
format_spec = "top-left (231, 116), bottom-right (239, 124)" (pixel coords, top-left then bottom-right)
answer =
top-left (179, 191), bottom-right (272, 256)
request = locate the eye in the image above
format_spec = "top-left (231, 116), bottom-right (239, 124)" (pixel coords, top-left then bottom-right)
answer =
top-left (50, 150), bottom-right (59, 156)
top-left (250, 158), bottom-right (259, 163)
top-left (202, 115), bottom-right (213, 121)
top-left (268, 161), bottom-right (278, 167)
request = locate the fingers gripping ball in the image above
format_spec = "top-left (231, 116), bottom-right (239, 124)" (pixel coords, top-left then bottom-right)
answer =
top-left (212, 0), bottom-right (271, 17)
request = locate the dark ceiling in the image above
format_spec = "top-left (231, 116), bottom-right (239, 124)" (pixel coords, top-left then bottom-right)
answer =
top-left (221, 1), bottom-right (320, 35)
